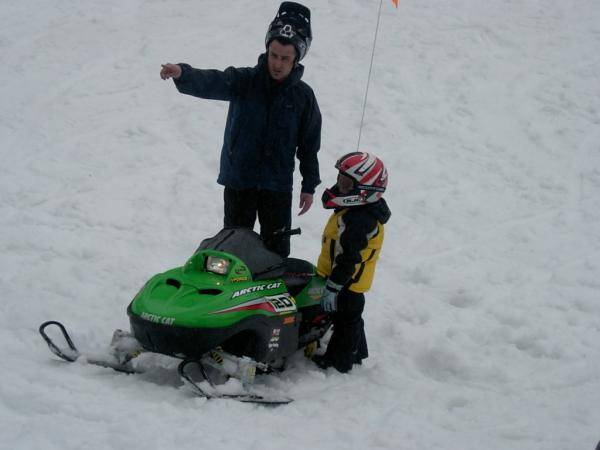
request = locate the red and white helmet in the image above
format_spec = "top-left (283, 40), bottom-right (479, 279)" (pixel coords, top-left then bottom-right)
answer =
top-left (322, 152), bottom-right (388, 209)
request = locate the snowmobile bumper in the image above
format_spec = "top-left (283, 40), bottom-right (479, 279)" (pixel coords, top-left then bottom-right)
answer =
top-left (127, 303), bottom-right (299, 363)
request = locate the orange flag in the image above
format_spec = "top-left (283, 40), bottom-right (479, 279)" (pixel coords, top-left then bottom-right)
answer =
top-left (391, 0), bottom-right (398, 6)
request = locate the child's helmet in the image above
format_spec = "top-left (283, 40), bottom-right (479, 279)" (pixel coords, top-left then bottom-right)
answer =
top-left (322, 152), bottom-right (388, 209)
top-left (265, 2), bottom-right (312, 62)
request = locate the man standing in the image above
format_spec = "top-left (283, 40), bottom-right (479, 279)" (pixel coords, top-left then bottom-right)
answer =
top-left (160, 2), bottom-right (321, 257)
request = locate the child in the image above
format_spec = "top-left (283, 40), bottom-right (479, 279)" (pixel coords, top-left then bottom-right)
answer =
top-left (313, 152), bottom-right (391, 373)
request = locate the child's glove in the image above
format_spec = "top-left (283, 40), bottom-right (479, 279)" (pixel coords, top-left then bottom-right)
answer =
top-left (321, 279), bottom-right (343, 312)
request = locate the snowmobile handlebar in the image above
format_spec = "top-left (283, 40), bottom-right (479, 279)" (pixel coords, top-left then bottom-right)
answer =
top-left (270, 227), bottom-right (301, 238)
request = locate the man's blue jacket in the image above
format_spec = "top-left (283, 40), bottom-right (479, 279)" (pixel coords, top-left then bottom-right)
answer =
top-left (174, 54), bottom-right (322, 194)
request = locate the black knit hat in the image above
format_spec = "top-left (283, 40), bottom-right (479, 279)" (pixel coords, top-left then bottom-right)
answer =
top-left (265, 2), bottom-right (312, 61)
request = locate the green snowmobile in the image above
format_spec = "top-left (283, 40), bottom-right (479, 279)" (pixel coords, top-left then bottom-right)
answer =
top-left (40, 227), bottom-right (330, 403)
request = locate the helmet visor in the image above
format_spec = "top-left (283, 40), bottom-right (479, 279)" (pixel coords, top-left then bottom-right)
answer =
top-left (337, 172), bottom-right (355, 194)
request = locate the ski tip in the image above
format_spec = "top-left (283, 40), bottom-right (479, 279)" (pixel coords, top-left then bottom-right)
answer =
top-left (39, 320), bottom-right (80, 362)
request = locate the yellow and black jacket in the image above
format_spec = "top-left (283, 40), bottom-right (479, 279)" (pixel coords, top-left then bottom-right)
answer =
top-left (317, 199), bottom-right (391, 293)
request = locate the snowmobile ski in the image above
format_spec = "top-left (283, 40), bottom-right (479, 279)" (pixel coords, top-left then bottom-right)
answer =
top-left (39, 321), bottom-right (142, 374)
top-left (40, 321), bottom-right (293, 403)
top-left (178, 359), bottom-right (293, 404)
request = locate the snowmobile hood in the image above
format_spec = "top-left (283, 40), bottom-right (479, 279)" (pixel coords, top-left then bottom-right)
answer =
top-left (129, 249), bottom-right (292, 328)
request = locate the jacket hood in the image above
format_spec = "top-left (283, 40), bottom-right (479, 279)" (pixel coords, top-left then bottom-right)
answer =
top-left (370, 198), bottom-right (391, 224)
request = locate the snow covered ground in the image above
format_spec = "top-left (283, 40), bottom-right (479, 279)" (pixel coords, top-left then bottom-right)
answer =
top-left (2, 0), bottom-right (600, 448)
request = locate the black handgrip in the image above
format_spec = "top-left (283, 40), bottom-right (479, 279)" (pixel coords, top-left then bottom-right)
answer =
top-left (271, 227), bottom-right (301, 238)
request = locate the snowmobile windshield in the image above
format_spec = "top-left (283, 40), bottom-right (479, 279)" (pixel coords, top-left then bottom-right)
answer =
top-left (196, 228), bottom-right (285, 280)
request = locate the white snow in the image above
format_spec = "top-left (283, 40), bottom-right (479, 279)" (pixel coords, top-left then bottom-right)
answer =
top-left (1, 0), bottom-right (600, 449)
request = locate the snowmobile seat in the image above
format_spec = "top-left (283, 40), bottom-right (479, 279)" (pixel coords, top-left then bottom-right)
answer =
top-left (281, 258), bottom-right (314, 297)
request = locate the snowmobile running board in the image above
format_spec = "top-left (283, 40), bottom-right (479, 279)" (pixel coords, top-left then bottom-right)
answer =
top-left (39, 321), bottom-right (293, 404)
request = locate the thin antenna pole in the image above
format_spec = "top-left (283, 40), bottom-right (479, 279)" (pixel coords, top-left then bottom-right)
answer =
top-left (357, 0), bottom-right (384, 151)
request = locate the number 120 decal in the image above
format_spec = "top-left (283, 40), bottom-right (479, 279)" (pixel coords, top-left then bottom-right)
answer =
top-left (266, 294), bottom-right (296, 313)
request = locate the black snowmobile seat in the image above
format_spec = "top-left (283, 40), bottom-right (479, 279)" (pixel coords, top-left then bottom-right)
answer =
top-left (281, 257), bottom-right (314, 297)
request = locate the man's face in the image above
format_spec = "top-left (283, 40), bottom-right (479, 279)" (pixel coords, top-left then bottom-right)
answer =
top-left (267, 40), bottom-right (296, 81)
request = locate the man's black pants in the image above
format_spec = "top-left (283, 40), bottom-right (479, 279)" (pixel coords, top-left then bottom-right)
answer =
top-left (223, 187), bottom-right (292, 257)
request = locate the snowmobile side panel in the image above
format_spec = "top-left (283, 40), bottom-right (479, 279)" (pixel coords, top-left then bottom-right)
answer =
top-left (292, 274), bottom-right (326, 309)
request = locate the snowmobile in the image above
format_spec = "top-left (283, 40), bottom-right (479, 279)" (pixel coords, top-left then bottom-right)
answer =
top-left (39, 227), bottom-right (331, 404)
